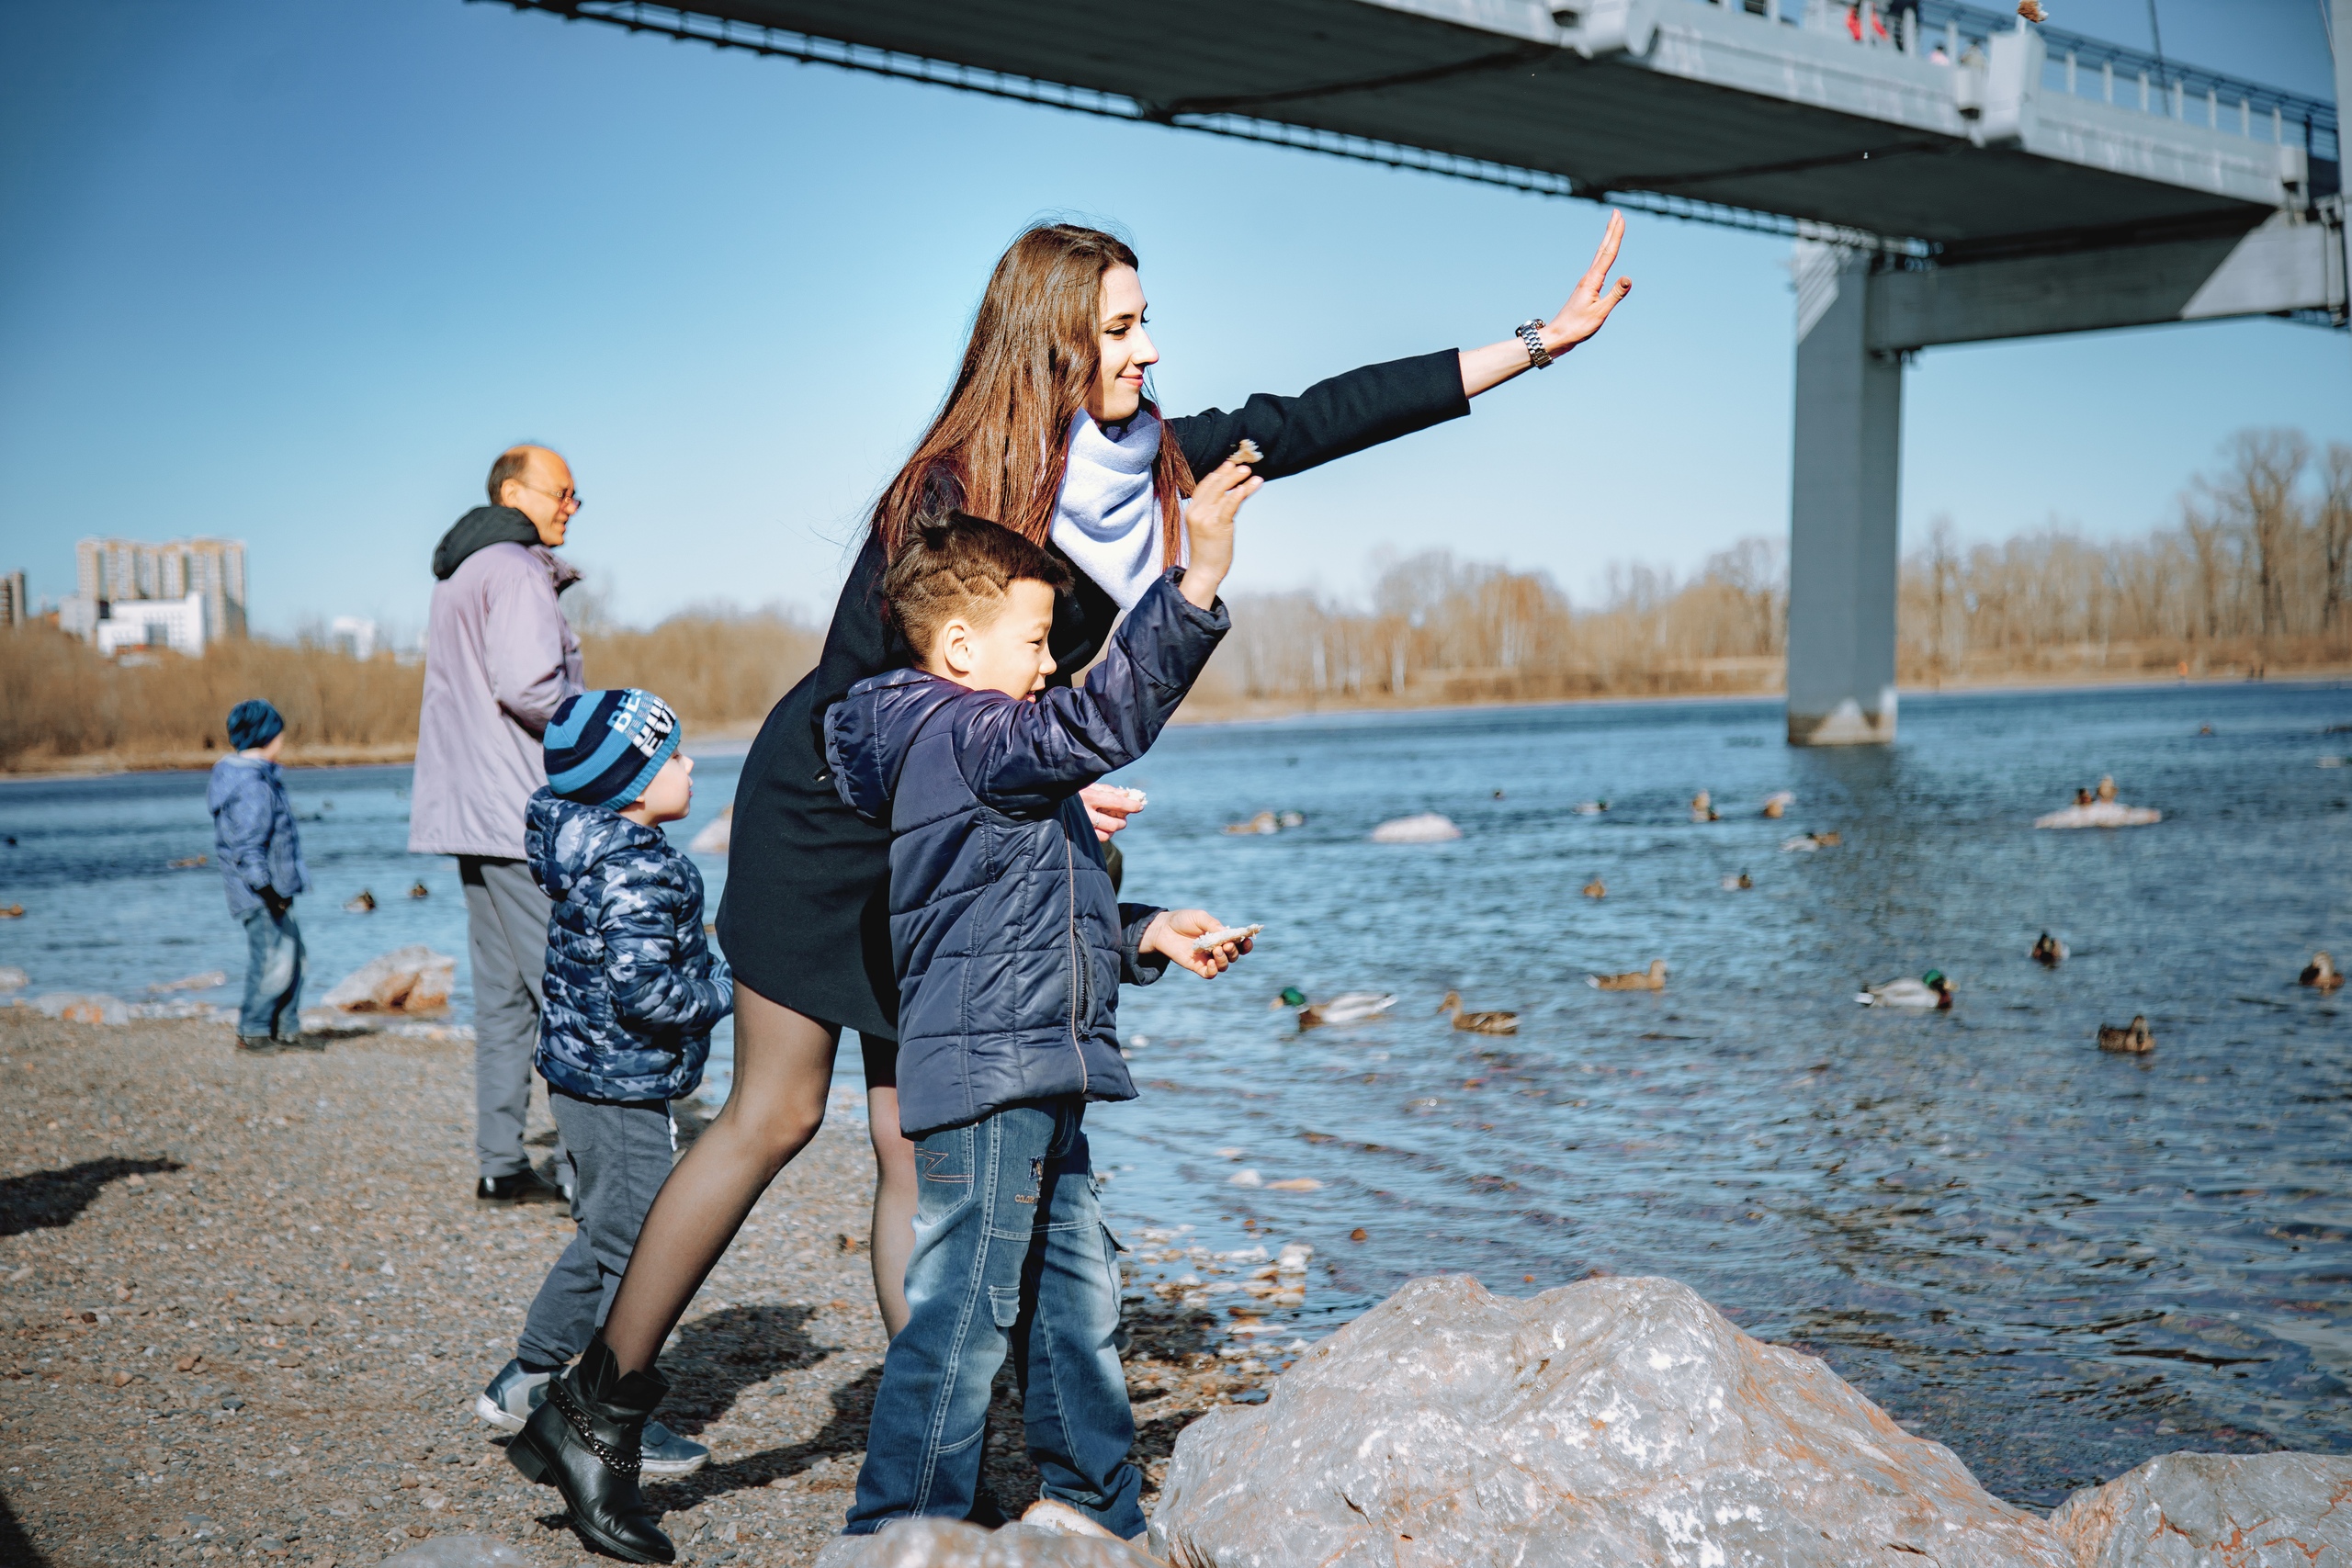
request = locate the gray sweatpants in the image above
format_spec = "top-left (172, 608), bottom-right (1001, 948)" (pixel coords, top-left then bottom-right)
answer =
top-left (516, 1090), bottom-right (676, 1368)
top-left (460, 855), bottom-right (555, 1180)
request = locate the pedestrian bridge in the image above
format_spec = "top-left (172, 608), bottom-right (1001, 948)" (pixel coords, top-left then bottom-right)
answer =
top-left (499, 0), bottom-right (2349, 741)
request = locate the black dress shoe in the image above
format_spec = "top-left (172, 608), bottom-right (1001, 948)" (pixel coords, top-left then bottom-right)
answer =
top-left (508, 1340), bottom-right (674, 1563)
top-left (475, 1168), bottom-right (566, 1204)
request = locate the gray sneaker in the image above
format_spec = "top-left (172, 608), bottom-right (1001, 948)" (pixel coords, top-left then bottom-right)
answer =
top-left (475, 1358), bottom-right (708, 1475)
top-left (474, 1358), bottom-right (548, 1432)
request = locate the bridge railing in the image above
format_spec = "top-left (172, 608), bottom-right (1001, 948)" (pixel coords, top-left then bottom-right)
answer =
top-left (1689, 0), bottom-right (2338, 164)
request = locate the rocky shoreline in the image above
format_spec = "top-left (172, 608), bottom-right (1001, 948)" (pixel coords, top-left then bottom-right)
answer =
top-left (10, 1010), bottom-right (2347, 1568)
top-left (0, 1012), bottom-right (1258, 1568)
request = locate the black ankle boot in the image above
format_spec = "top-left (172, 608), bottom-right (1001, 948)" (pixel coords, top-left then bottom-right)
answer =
top-left (508, 1341), bottom-right (675, 1562)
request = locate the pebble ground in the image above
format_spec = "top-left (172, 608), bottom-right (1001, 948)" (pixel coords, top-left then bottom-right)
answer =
top-left (0, 1012), bottom-right (1251, 1567)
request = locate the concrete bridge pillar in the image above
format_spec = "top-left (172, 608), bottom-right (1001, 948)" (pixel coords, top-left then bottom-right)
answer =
top-left (2337, 1), bottom-right (2351, 337)
top-left (1786, 243), bottom-right (1903, 746)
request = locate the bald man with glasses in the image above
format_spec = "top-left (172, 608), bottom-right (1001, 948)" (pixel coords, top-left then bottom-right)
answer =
top-left (412, 445), bottom-right (587, 1203)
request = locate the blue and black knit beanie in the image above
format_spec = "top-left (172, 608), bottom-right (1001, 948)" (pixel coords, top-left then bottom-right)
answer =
top-left (543, 689), bottom-right (682, 810)
top-left (226, 699), bottom-right (284, 752)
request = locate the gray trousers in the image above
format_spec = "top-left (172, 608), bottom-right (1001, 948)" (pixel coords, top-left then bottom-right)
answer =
top-left (460, 855), bottom-right (555, 1179)
top-left (517, 1089), bottom-right (676, 1368)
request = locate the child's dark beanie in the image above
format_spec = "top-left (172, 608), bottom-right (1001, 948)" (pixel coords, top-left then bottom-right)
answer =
top-left (226, 699), bottom-right (283, 751)
top-left (544, 689), bottom-right (682, 809)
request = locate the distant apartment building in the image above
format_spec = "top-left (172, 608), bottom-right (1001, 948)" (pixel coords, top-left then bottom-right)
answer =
top-left (0, 570), bottom-right (27, 629)
top-left (65, 536), bottom-right (247, 657)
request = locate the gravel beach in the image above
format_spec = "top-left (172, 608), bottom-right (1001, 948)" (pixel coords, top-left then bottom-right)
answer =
top-left (0, 1012), bottom-right (1252, 1567)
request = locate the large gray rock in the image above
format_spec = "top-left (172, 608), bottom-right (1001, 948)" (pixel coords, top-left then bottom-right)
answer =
top-left (2048, 1451), bottom-right (2352, 1566)
top-left (321, 944), bottom-right (454, 1013)
top-left (1152, 1273), bottom-right (2068, 1568)
top-left (810, 1519), bottom-right (1157, 1568)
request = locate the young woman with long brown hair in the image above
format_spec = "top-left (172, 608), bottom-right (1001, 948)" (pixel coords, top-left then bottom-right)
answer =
top-left (513, 215), bottom-right (1632, 1557)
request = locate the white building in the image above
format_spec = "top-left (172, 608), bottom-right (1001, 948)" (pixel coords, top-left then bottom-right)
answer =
top-left (93, 592), bottom-right (208, 658)
top-left (329, 615), bottom-right (377, 660)
top-left (70, 536), bottom-right (247, 649)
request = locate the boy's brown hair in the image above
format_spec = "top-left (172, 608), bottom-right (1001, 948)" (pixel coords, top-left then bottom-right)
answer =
top-left (881, 512), bottom-right (1076, 658)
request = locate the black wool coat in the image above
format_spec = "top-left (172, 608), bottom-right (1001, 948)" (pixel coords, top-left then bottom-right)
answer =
top-left (714, 348), bottom-right (1471, 1042)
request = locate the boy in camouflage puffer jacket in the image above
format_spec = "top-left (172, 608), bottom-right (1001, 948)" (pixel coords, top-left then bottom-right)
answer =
top-left (475, 688), bottom-right (730, 1482)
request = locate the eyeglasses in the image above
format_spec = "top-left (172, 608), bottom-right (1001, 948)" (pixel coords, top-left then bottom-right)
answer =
top-left (515, 480), bottom-right (582, 511)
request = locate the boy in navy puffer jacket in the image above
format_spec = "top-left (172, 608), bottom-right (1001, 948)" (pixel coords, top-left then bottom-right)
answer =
top-left (824, 457), bottom-right (1261, 1542)
top-left (481, 688), bottom-right (729, 1483)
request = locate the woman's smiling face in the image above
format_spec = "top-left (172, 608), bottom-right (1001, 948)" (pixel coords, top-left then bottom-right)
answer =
top-left (1089, 265), bottom-right (1158, 425)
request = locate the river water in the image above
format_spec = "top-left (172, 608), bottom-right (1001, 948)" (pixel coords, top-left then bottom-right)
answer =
top-left (3, 682), bottom-right (2347, 1506)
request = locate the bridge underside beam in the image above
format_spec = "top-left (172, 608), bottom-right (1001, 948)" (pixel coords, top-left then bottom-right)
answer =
top-left (1868, 212), bottom-right (2347, 350)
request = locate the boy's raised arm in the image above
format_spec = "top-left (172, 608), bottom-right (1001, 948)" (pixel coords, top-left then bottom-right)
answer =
top-left (959, 453), bottom-right (1252, 813)
top-left (956, 580), bottom-right (1227, 818)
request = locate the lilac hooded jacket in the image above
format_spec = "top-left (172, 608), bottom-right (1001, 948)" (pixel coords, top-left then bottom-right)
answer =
top-left (408, 537), bottom-right (584, 859)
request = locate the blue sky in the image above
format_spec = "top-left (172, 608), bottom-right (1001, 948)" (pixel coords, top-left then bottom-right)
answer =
top-left (1, 0), bottom-right (2344, 640)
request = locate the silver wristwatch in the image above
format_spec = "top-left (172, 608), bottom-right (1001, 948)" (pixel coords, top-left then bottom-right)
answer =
top-left (1517, 319), bottom-right (1555, 368)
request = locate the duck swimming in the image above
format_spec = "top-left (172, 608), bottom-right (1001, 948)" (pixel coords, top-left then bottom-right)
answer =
top-left (1439, 990), bottom-right (1519, 1034)
top-left (345, 889), bottom-right (377, 913)
top-left (2031, 932), bottom-right (2067, 966)
top-left (1780, 831), bottom-right (1842, 852)
top-left (1857, 971), bottom-right (1954, 1009)
top-left (409, 882), bottom-right (431, 899)
top-left (2301, 953), bottom-right (2344, 991)
top-left (1760, 791), bottom-right (1794, 819)
top-left (1690, 790), bottom-right (1720, 823)
top-left (1589, 960), bottom-right (1668, 992)
top-left (2097, 1014), bottom-right (2154, 1053)
top-left (1721, 873), bottom-right (1753, 891)
top-left (1582, 877), bottom-right (1606, 899)
top-left (1274, 987), bottom-right (1397, 1031)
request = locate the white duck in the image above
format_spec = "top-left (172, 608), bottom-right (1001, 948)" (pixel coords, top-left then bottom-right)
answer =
top-left (1272, 988), bottom-right (1397, 1031)
top-left (1856, 971), bottom-right (1954, 1010)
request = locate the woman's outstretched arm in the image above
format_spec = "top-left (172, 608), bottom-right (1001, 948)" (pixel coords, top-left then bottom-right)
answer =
top-left (1457, 209), bottom-right (1633, 398)
top-left (1168, 211), bottom-right (1632, 479)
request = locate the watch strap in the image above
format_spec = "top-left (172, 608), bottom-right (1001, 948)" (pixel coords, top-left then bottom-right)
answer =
top-left (1517, 319), bottom-right (1555, 368)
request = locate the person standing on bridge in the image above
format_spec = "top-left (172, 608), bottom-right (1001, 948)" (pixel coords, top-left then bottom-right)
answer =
top-left (513, 216), bottom-right (1631, 1544)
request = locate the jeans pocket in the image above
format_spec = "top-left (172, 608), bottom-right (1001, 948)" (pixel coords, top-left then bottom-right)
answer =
top-left (988, 1285), bottom-right (1023, 1329)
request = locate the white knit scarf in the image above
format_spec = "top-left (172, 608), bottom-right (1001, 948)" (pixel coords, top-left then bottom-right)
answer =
top-left (1049, 410), bottom-right (1180, 612)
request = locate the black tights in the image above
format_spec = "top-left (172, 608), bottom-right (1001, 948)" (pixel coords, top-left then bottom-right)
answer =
top-left (598, 984), bottom-right (918, 1375)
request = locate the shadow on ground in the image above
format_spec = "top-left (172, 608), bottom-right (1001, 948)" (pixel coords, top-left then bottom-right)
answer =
top-left (0, 1156), bottom-right (184, 1237)
top-left (0, 1493), bottom-right (50, 1568)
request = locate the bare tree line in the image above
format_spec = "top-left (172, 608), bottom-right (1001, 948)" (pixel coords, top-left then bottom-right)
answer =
top-left (0, 607), bottom-right (820, 770)
top-left (1903, 430), bottom-right (2352, 682)
top-left (3, 428), bottom-right (2343, 766)
top-left (1188, 426), bottom-right (2352, 716)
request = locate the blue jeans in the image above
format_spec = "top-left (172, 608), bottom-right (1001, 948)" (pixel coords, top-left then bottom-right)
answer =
top-left (237, 902), bottom-right (305, 1041)
top-left (845, 1098), bottom-right (1141, 1539)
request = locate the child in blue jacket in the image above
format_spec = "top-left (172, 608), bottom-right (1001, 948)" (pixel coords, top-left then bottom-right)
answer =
top-left (823, 458), bottom-right (1260, 1544)
top-left (207, 699), bottom-right (310, 1054)
top-left (494, 688), bottom-right (732, 1531)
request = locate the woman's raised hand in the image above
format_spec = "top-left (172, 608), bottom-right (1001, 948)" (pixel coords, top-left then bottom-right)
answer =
top-left (1544, 209), bottom-right (1633, 355)
top-left (1456, 210), bottom-right (1634, 398)
top-left (1180, 457), bottom-right (1262, 611)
